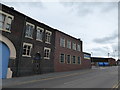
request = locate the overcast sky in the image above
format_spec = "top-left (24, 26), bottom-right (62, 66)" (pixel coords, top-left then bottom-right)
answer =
top-left (2, 0), bottom-right (118, 59)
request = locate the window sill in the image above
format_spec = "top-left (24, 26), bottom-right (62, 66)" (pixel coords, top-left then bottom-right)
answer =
top-left (0, 29), bottom-right (11, 33)
top-left (44, 57), bottom-right (50, 59)
top-left (45, 41), bottom-right (51, 44)
top-left (36, 39), bottom-right (43, 42)
top-left (22, 55), bottom-right (31, 57)
top-left (25, 36), bottom-right (33, 39)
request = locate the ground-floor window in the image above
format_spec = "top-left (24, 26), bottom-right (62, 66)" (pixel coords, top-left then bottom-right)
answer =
top-left (22, 43), bottom-right (32, 57)
top-left (78, 57), bottom-right (81, 64)
top-left (72, 56), bottom-right (76, 64)
top-left (60, 53), bottom-right (65, 63)
top-left (44, 47), bottom-right (51, 59)
top-left (67, 55), bottom-right (71, 64)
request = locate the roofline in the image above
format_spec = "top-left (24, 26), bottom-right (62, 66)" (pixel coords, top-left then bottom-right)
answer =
top-left (1, 3), bottom-right (82, 42)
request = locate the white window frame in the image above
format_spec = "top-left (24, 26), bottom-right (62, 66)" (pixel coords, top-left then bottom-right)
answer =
top-left (22, 43), bottom-right (33, 57)
top-left (60, 38), bottom-right (65, 47)
top-left (25, 22), bottom-right (35, 39)
top-left (66, 55), bottom-right (71, 64)
top-left (77, 44), bottom-right (81, 52)
top-left (67, 40), bottom-right (71, 49)
top-left (72, 43), bottom-right (76, 50)
top-left (44, 47), bottom-right (51, 59)
top-left (0, 10), bottom-right (14, 33)
top-left (36, 26), bottom-right (44, 42)
top-left (45, 30), bottom-right (52, 44)
top-left (59, 53), bottom-right (65, 63)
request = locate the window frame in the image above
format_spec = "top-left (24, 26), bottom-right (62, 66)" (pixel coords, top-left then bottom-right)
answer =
top-left (60, 38), bottom-right (65, 47)
top-left (77, 56), bottom-right (81, 64)
top-left (59, 53), bottom-right (65, 63)
top-left (44, 47), bottom-right (51, 59)
top-left (25, 22), bottom-right (35, 39)
top-left (72, 56), bottom-right (76, 64)
top-left (72, 42), bottom-right (76, 50)
top-left (66, 55), bottom-right (71, 64)
top-left (67, 40), bottom-right (71, 49)
top-left (0, 10), bottom-right (14, 33)
top-left (36, 26), bottom-right (44, 42)
top-left (22, 43), bottom-right (33, 57)
top-left (45, 30), bottom-right (52, 44)
top-left (77, 44), bottom-right (81, 52)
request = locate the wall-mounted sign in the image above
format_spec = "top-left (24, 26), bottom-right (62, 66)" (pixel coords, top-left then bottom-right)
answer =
top-left (84, 54), bottom-right (90, 59)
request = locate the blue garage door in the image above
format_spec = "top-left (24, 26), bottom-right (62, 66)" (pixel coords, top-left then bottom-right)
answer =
top-left (0, 42), bottom-right (10, 79)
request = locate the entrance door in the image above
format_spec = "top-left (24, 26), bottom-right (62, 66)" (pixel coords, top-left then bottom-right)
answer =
top-left (0, 42), bottom-right (10, 78)
top-left (33, 53), bottom-right (41, 74)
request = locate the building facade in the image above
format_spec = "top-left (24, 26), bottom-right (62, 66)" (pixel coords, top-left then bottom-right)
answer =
top-left (0, 4), bottom-right (91, 78)
top-left (91, 57), bottom-right (116, 66)
top-left (54, 30), bottom-right (91, 72)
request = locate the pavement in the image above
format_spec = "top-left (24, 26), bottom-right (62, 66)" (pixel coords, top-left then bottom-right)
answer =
top-left (2, 66), bottom-right (119, 89)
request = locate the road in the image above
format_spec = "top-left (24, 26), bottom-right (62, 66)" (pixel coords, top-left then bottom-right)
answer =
top-left (2, 66), bottom-right (119, 89)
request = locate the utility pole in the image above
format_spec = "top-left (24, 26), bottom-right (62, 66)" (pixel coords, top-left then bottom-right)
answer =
top-left (108, 53), bottom-right (110, 58)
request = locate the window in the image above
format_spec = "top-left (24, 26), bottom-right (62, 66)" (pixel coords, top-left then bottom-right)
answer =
top-left (72, 56), bottom-right (76, 64)
top-left (6, 17), bottom-right (12, 30)
top-left (77, 44), bottom-right (81, 51)
top-left (36, 27), bottom-right (44, 41)
top-left (60, 54), bottom-right (65, 63)
top-left (45, 30), bottom-right (52, 44)
top-left (44, 47), bottom-right (51, 59)
top-left (22, 43), bottom-right (32, 57)
top-left (0, 11), bottom-right (14, 32)
top-left (60, 38), bottom-right (65, 47)
top-left (78, 57), bottom-right (81, 64)
top-left (67, 55), bottom-right (71, 64)
top-left (72, 43), bottom-right (76, 50)
top-left (67, 40), bottom-right (71, 49)
top-left (25, 22), bottom-right (34, 38)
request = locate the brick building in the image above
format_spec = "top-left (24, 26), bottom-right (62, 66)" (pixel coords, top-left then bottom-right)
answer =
top-left (91, 57), bottom-right (116, 66)
top-left (0, 4), bottom-right (91, 79)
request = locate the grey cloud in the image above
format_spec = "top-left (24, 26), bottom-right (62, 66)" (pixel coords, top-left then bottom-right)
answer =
top-left (93, 31), bottom-right (118, 44)
top-left (60, 2), bottom-right (117, 16)
top-left (3, 2), bottom-right (44, 8)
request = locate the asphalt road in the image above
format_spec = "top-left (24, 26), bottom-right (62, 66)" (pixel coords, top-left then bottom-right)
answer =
top-left (2, 66), bottom-right (119, 88)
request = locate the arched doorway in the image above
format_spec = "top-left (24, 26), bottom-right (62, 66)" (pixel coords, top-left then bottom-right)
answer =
top-left (0, 42), bottom-right (10, 78)
top-left (0, 34), bottom-right (16, 78)
top-left (33, 53), bottom-right (41, 74)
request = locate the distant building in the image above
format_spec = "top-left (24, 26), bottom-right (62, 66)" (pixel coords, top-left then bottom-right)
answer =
top-left (91, 57), bottom-right (116, 66)
top-left (0, 3), bottom-right (91, 79)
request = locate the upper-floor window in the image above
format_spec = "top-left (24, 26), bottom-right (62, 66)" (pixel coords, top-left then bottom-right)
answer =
top-left (45, 30), bottom-right (52, 44)
top-left (67, 40), bottom-right (71, 49)
top-left (77, 44), bottom-right (81, 51)
top-left (0, 11), bottom-right (14, 32)
top-left (44, 47), bottom-right (51, 59)
top-left (60, 53), bottom-right (65, 63)
top-left (60, 38), bottom-right (65, 47)
top-left (22, 43), bottom-right (32, 57)
top-left (72, 43), bottom-right (76, 50)
top-left (25, 22), bottom-right (35, 39)
top-left (36, 26), bottom-right (44, 41)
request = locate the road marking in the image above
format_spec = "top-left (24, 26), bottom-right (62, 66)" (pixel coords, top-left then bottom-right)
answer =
top-left (4, 70), bottom-right (92, 87)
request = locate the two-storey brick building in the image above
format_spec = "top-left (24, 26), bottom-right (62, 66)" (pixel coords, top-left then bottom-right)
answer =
top-left (0, 3), bottom-right (91, 79)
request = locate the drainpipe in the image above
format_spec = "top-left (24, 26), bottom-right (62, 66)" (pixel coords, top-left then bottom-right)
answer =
top-left (16, 16), bottom-right (27, 77)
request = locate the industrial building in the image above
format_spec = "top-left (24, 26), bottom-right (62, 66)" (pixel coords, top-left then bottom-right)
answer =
top-left (0, 4), bottom-right (91, 79)
top-left (91, 57), bottom-right (116, 66)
